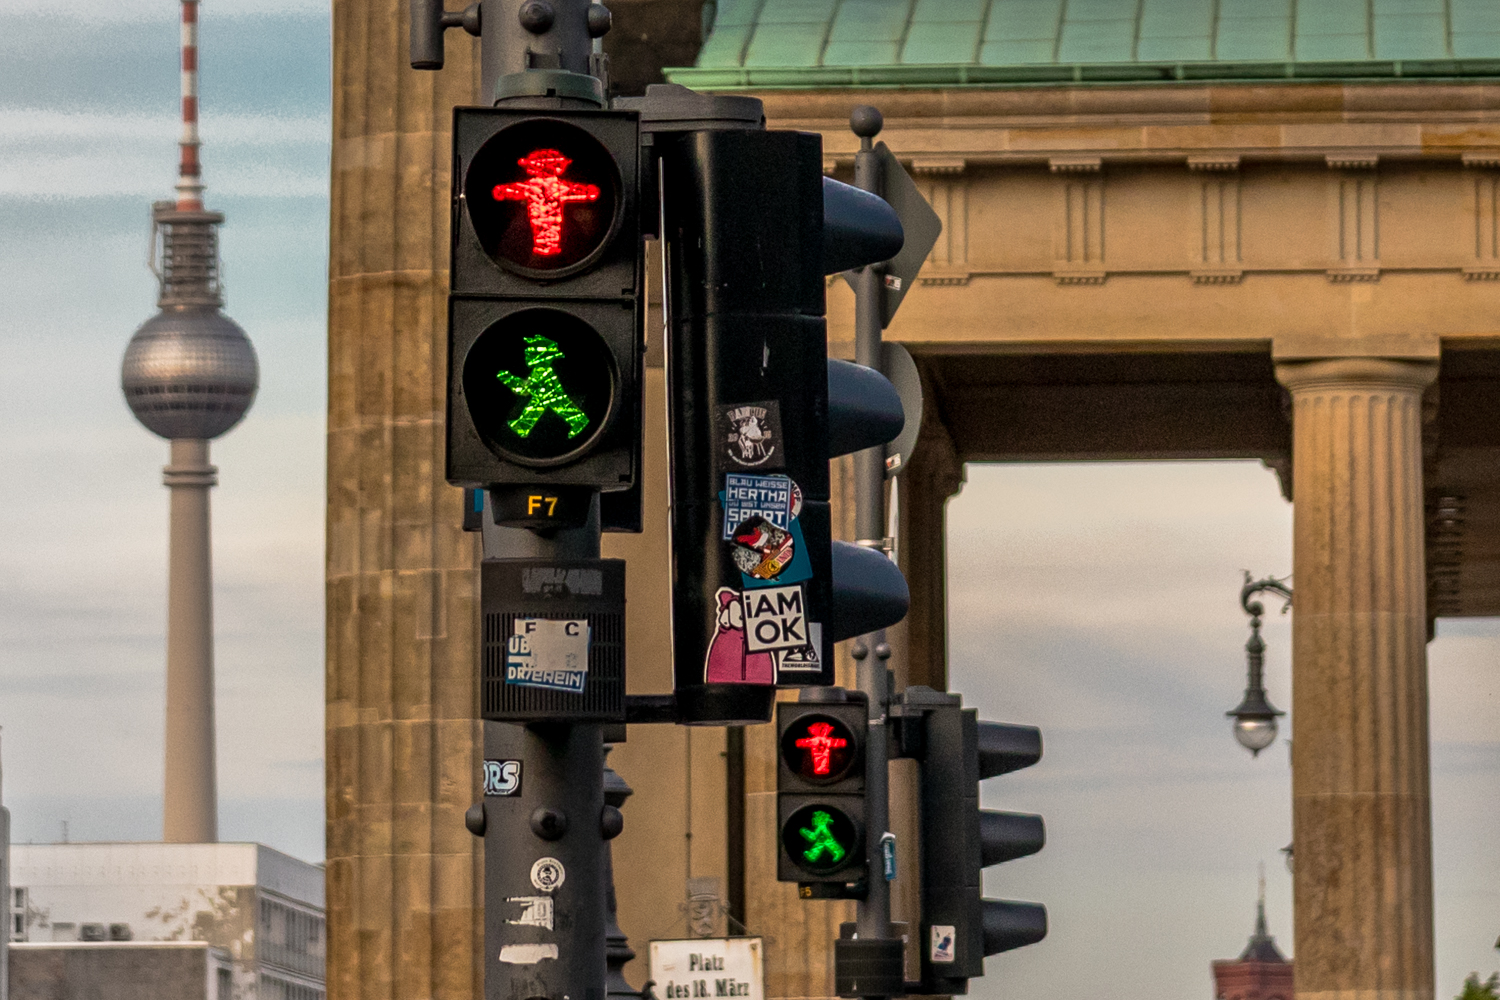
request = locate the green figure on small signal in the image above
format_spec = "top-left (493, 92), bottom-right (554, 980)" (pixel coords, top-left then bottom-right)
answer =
top-left (497, 333), bottom-right (590, 439)
top-left (799, 810), bottom-right (847, 865)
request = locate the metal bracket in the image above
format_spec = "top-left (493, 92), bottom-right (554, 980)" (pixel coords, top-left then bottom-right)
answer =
top-left (410, 0), bottom-right (481, 71)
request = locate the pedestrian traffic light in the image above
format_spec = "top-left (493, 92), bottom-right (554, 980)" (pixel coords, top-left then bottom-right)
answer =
top-left (446, 107), bottom-right (643, 512)
top-left (777, 692), bottom-right (868, 890)
top-left (900, 687), bottom-right (1047, 993)
top-left (658, 122), bottom-right (909, 725)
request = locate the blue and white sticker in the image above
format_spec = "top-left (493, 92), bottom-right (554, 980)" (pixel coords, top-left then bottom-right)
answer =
top-left (506, 618), bottom-right (590, 694)
top-left (722, 473), bottom-right (798, 538)
top-left (931, 925), bottom-right (956, 964)
top-left (484, 759), bottom-right (522, 796)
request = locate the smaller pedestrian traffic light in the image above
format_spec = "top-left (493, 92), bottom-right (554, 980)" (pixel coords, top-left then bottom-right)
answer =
top-left (777, 693), bottom-right (868, 891)
top-left (446, 107), bottom-right (643, 507)
top-left (900, 687), bottom-right (1047, 993)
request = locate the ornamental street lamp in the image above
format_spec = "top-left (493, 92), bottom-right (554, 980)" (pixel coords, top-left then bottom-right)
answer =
top-left (1228, 572), bottom-right (1292, 756)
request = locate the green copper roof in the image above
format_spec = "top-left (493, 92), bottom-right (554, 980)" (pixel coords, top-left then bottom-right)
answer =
top-left (666, 0), bottom-right (1500, 88)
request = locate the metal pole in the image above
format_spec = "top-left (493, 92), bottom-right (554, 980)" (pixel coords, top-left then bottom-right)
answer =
top-left (480, 497), bottom-right (608, 1000)
top-left (472, 7), bottom-right (612, 1000)
top-left (850, 105), bottom-right (893, 949)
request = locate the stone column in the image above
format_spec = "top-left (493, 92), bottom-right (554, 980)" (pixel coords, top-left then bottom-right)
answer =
top-left (1275, 357), bottom-right (1436, 1000)
top-left (163, 437), bottom-right (218, 843)
top-left (325, 6), bottom-right (481, 1000)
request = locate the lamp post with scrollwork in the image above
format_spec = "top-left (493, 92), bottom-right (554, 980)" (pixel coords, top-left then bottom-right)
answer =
top-left (1228, 572), bottom-right (1292, 756)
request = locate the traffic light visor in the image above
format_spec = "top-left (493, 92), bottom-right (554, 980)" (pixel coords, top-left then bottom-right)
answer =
top-left (464, 118), bottom-right (623, 277)
top-left (781, 803), bottom-right (861, 875)
top-left (780, 714), bottom-right (860, 782)
top-left (462, 309), bottom-right (618, 466)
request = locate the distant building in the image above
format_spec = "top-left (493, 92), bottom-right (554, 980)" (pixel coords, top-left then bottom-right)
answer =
top-left (7, 843), bottom-right (323, 1000)
top-left (1211, 890), bottom-right (1294, 1000)
top-left (9, 940), bottom-right (232, 1000)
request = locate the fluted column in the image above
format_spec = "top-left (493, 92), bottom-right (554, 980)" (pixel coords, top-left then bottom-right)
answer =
top-left (325, 6), bottom-right (481, 1000)
top-left (1275, 357), bottom-right (1436, 1000)
top-left (163, 437), bottom-right (218, 844)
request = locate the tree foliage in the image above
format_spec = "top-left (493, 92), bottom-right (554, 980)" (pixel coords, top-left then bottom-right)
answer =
top-left (1458, 972), bottom-right (1500, 1000)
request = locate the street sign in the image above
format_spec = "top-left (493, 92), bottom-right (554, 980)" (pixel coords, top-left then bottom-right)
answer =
top-left (872, 143), bottom-right (942, 328)
top-left (650, 937), bottom-right (764, 1000)
top-left (880, 341), bottom-right (923, 478)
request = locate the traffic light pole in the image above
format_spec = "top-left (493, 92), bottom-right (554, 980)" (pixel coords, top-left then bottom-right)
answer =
top-left (842, 106), bottom-right (904, 999)
top-left (418, 4), bottom-right (621, 1000)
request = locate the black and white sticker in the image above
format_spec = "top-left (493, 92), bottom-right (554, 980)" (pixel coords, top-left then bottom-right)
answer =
top-left (774, 623), bottom-right (822, 674)
top-left (531, 857), bottom-right (566, 893)
top-left (719, 401), bottom-right (782, 469)
top-left (740, 585), bottom-right (808, 653)
top-left (483, 759), bottom-right (522, 797)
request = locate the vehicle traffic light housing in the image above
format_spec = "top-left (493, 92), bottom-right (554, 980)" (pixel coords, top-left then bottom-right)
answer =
top-left (777, 692), bottom-right (869, 890)
top-left (447, 107), bottom-right (643, 503)
top-left (901, 687), bottom-right (1047, 993)
top-left (659, 124), bottom-right (909, 724)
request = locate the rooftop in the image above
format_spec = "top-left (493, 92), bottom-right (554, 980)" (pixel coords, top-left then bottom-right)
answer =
top-left (666, 0), bottom-right (1500, 89)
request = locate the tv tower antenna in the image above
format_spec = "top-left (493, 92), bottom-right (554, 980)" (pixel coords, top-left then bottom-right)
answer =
top-left (120, 0), bottom-right (258, 844)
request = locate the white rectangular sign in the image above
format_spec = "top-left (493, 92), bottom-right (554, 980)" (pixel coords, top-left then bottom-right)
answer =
top-left (649, 938), bottom-right (763, 1000)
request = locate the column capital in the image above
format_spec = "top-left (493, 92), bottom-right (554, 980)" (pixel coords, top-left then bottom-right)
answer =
top-left (1275, 356), bottom-right (1437, 395)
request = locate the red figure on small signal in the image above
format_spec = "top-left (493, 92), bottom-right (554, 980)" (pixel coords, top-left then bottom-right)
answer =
top-left (795, 722), bottom-right (848, 776)
top-left (493, 148), bottom-right (600, 257)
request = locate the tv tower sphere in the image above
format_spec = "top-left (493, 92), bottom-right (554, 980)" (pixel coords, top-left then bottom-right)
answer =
top-left (121, 205), bottom-right (258, 440)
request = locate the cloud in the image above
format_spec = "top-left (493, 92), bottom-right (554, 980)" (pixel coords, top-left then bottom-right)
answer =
top-left (0, 0), bottom-right (329, 24)
top-left (0, 106), bottom-right (329, 200)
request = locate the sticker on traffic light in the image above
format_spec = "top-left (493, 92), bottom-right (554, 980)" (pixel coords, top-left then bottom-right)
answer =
top-left (781, 803), bottom-right (861, 876)
top-left (780, 714), bottom-right (858, 782)
top-left (464, 118), bottom-right (622, 278)
top-left (463, 309), bottom-right (617, 466)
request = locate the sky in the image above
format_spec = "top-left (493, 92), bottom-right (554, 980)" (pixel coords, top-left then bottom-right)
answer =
top-left (0, 4), bottom-right (1496, 1000)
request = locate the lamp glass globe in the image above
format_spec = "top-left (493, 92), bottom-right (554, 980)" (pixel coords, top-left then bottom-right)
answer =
top-left (1234, 716), bottom-right (1278, 753)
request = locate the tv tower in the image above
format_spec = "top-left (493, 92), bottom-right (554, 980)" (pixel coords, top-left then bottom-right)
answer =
top-left (120, 0), bottom-right (258, 844)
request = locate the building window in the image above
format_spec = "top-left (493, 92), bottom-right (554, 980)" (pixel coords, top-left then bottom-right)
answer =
top-left (218, 967), bottom-right (233, 1000)
top-left (10, 886), bottom-right (26, 942)
top-left (257, 897), bottom-right (326, 979)
top-left (258, 972), bottom-right (325, 1000)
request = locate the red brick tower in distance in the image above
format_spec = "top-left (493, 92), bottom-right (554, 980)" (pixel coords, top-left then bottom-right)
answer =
top-left (1212, 877), bottom-right (1295, 1000)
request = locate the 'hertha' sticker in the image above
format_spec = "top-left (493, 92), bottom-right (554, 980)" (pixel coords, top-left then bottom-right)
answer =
top-left (483, 759), bottom-right (522, 796)
top-left (930, 925), bottom-right (957, 964)
top-left (722, 473), bottom-right (797, 538)
top-left (740, 585), bottom-right (808, 653)
top-left (720, 402), bottom-right (782, 469)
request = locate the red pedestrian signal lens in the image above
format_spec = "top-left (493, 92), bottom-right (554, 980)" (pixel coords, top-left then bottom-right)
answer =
top-left (780, 714), bottom-right (858, 783)
top-left (465, 120), bottom-right (621, 277)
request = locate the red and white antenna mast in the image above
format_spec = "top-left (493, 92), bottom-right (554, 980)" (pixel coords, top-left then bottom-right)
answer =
top-left (176, 0), bottom-right (204, 210)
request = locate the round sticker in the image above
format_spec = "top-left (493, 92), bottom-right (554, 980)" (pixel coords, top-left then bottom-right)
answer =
top-left (531, 857), bottom-right (566, 893)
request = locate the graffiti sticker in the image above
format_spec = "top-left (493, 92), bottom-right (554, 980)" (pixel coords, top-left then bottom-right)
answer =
top-left (483, 759), bottom-right (522, 797)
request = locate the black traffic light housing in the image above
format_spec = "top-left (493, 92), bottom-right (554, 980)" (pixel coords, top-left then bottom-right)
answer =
top-left (776, 691), bottom-right (869, 892)
top-left (900, 687), bottom-right (1047, 994)
top-left (447, 107), bottom-right (644, 503)
top-left (660, 124), bottom-right (909, 725)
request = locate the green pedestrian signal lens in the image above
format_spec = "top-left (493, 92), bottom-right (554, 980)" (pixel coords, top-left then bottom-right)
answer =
top-left (497, 334), bottom-right (591, 440)
top-left (781, 803), bottom-right (860, 875)
top-left (800, 810), bottom-right (846, 864)
top-left (464, 308), bottom-right (617, 467)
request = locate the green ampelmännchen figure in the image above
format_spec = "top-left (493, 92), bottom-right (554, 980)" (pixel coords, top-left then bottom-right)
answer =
top-left (497, 333), bottom-right (590, 439)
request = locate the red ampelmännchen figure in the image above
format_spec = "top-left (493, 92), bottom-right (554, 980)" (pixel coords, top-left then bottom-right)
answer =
top-left (493, 148), bottom-right (600, 257)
